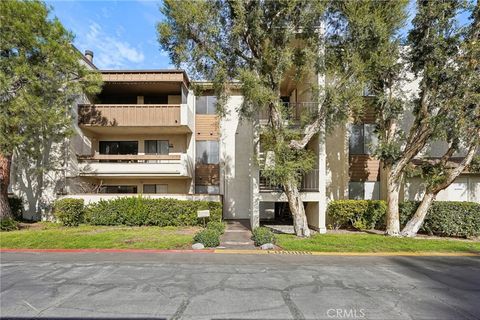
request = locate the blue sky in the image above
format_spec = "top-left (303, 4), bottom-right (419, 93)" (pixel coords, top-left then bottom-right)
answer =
top-left (45, 0), bottom-right (171, 70)
top-left (46, 0), bottom-right (474, 71)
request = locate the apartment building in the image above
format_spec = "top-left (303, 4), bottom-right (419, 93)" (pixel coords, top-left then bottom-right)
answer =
top-left (13, 49), bottom-right (478, 228)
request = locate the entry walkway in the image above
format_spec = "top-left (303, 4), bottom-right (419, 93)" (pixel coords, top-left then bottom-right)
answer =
top-left (219, 220), bottom-right (255, 249)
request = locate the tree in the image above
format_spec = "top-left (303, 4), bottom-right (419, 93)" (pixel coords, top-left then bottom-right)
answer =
top-left (400, 1), bottom-right (480, 237)
top-left (340, 0), bottom-right (479, 236)
top-left (158, 0), bottom-right (363, 237)
top-left (0, 0), bottom-right (101, 219)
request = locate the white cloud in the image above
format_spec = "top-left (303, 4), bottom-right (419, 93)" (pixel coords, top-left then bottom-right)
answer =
top-left (80, 22), bottom-right (145, 69)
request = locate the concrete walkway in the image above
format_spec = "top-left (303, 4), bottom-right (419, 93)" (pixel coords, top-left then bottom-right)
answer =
top-left (219, 219), bottom-right (256, 249)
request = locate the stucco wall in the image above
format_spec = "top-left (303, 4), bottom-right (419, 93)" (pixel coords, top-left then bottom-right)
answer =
top-left (219, 95), bottom-right (253, 219)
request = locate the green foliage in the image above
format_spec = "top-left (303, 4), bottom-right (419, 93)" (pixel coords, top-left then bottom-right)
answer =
top-left (53, 198), bottom-right (85, 227)
top-left (0, 218), bottom-right (19, 231)
top-left (84, 197), bottom-right (222, 227)
top-left (193, 229), bottom-right (220, 247)
top-left (8, 196), bottom-right (23, 220)
top-left (327, 200), bottom-right (479, 237)
top-left (327, 200), bottom-right (387, 230)
top-left (252, 227), bottom-right (276, 246)
top-left (399, 201), bottom-right (480, 238)
top-left (0, 0), bottom-right (102, 216)
top-left (206, 221), bottom-right (226, 234)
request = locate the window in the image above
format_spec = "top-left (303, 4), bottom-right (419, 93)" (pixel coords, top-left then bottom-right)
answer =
top-left (196, 96), bottom-right (217, 114)
top-left (195, 185), bottom-right (220, 194)
top-left (99, 185), bottom-right (138, 194)
top-left (99, 141), bottom-right (138, 155)
top-left (196, 141), bottom-right (219, 164)
top-left (349, 182), bottom-right (380, 200)
top-left (145, 140), bottom-right (169, 155)
top-left (143, 184), bottom-right (168, 194)
top-left (349, 124), bottom-right (377, 155)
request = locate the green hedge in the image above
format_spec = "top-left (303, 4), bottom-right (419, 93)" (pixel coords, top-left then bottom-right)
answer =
top-left (399, 201), bottom-right (480, 237)
top-left (327, 199), bottom-right (480, 237)
top-left (206, 221), bottom-right (226, 234)
top-left (326, 200), bottom-right (386, 230)
top-left (53, 198), bottom-right (85, 226)
top-left (84, 196), bottom-right (222, 227)
top-left (194, 228), bottom-right (221, 247)
top-left (252, 227), bottom-right (276, 246)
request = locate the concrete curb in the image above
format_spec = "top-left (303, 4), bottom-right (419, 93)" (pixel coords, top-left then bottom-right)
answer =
top-left (1, 248), bottom-right (478, 256)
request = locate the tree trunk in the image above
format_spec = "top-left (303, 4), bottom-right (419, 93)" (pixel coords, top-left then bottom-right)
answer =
top-left (0, 153), bottom-right (13, 219)
top-left (385, 166), bottom-right (401, 236)
top-left (401, 192), bottom-right (435, 237)
top-left (284, 180), bottom-right (310, 237)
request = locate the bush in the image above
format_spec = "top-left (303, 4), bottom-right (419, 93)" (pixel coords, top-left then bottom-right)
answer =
top-left (53, 198), bottom-right (85, 226)
top-left (84, 196), bottom-right (222, 227)
top-left (206, 221), bottom-right (226, 234)
top-left (400, 201), bottom-right (480, 237)
top-left (0, 218), bottom-right (18, 231)
top-left (193, 229), bottom-right (220, 247)
top-left (252, 227), bottom-right (276, 246)
top-left (327, 200), bottom-right (387, 230)
top-left (8, 196), bottom-right (23, 220)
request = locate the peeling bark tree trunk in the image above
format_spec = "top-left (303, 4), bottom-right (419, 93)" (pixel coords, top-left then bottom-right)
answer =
top-left (0, 153), bottom-right (13, 219)
top-left (284, 180), bottom-right (310, 237)
top-left (401, 192), bottom-right (435, 237)
top-left (385, 165), bottom-right (401, 236)
top-left (401, 143), bottom-right (479, 237)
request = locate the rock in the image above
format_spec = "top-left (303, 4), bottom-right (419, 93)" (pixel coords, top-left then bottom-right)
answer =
top-left (260, 243), bottom-right (275, 250)
top-left (192, 243), bottom-right (205, 250)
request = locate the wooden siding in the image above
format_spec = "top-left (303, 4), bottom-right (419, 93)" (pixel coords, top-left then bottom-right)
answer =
top-left (349, 155), bottom-right (380, 181)
top-left (78, 104), bottom-right (181, 127)
top-left (195, 164), bottom-right (220, 186)
top-left (195, 115), bottom-right (219, 140)
top-left (360, 102), bottom-right (376, 124)
top-left (101, 72), bottom-right (185, 83)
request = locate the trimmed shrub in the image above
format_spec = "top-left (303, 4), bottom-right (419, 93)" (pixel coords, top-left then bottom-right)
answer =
top-left (400, 201), bottom-right (480, 237)
top-left (327, 200), bottom-right (387, 230)
top-left (0, 218), bottom-right (19, 231)
top-left (84, 196), bottom-right (222, 227)
top-left (252, 227), bottom-right (276, 246)
top-left (206, 221), bottom-right (226, 234)
top-left (53, 198), bottom-right (85, 226)
top-left (8, 196), bottom-right (23, 220)
top-left (193, 229), bottom-right (220, 247)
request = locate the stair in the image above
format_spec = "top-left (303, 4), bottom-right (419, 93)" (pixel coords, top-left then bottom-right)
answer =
top-left (219, 220), bottom-right (256, 249)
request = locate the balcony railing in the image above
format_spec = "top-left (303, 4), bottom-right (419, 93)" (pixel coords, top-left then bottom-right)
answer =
top-left (259, 169), bottom-right (319, 192)
top-left (259, 102), bottom-right (320, 123)
top-left (78, 104), bottom-right (181, 127)
top-left (77, 154), bottom-right (192, 177)
top-left (78, 154), bottom-right (181, 163)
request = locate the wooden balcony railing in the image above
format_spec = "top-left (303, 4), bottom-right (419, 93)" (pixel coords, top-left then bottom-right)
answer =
top-left (78, 104), bottom-right (181, 127)
top-left (259, 169), bottom-right (320, 192)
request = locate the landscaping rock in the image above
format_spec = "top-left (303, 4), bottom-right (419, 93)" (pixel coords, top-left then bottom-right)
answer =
top-left (192, 243), bottom-right (205, 250)
top-left (260, 243), bottom-right (275, 250)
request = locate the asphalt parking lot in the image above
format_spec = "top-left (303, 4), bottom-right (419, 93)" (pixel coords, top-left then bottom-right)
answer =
top-left (1, 252), bottom-right (479, 319)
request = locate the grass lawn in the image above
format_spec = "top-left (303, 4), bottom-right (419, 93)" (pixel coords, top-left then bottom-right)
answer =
top-left (276, 233), bottom-right (480, 253)
top-left (0, 223), bottom-right (199, 250)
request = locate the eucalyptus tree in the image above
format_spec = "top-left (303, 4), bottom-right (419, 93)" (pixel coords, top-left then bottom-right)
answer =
top-left (0, 0), bottom-right (101, 219)
top-left (339, 0), bottom-right (479, 236)
top-left (158, 0), bottom-right (361, 237)
top-left (400, 1), bottom-right (480, 237)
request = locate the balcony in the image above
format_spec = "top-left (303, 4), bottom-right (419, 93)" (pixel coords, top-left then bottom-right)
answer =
top-left (78, 104), bottom-right (194, 133)
top-left (259, 169), bottom-right (320, 192)
top-left (77, 154), bottom-right (193, 178)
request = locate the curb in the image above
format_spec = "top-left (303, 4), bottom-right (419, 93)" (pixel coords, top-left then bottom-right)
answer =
top-left (1, 248), bottom-right (478, 256)
top-left (0, 248), bottom-right (215, 254)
